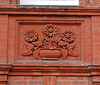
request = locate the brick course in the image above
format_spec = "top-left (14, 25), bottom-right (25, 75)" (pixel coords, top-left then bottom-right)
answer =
top-left (7, 76), bottom-right (43, 85)
top-left (57, 77), bottom-right (92, 85)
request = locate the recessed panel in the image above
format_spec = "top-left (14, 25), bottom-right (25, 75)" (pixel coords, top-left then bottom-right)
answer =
top-left (15, 20), bottom-right (81, 61)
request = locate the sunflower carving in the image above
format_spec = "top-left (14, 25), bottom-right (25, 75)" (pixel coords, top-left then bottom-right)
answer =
top-left (59, 30), bottom-right (78, 57)
top-left (24, 30), bottom-right (39, 43)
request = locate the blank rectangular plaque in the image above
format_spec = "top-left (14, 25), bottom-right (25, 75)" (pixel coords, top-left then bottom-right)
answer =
top-left (20, 0), bottom-right (79, 6)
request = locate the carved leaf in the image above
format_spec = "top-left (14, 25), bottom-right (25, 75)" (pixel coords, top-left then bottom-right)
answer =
top-left (58, 41), bottom-right (68, 46)
top-left (67, 43), bottom-right (75, 50)
top-left (68, 49), bottom-right (79, 57)
top-left (21, 49), bottom-right (33, 56)
top-left (59, 49), bottom-right (67, 60)
top-left (32, 41), bottom-right (42, 47)
top-left (24, 42), bottom-right (34, 49)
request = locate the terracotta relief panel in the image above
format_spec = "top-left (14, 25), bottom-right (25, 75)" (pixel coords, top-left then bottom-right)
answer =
top-left (15, 20), bottom-right (82, 61)
top-left (21, 24), bottom-right (79, 60)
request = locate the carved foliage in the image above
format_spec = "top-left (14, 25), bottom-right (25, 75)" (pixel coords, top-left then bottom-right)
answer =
top-left (42, 24), bottom-right (58, 48)
top-left (22, 24), bottom-right (78, 60)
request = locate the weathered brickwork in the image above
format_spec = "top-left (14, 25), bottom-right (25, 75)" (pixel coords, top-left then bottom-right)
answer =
top-left (92, 16), bottom-right (100, 64)
top-left (0, 15), bottom-right (8, 64)
top-left (0, 0), bottom-right (100, 85)
top-left (7, 76), bottom-right (43, 85)
top-left (57, 77), bottom-right (92, 85)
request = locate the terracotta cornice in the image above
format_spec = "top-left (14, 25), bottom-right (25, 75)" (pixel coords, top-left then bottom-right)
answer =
top-left (8, 65), bottom-right (90, 76)
top-left (89, 65), bottom-right (100, 76)
top-left (0, 65), bottom-right (12, 84)
top-left (0, 65), bottom-right (100, 76)
top-left (0, 7), bottom-right (100, 15)
top-left (88, 66), bottom-right (100, 85)
top-left (0, 65), bottom-right (12, 75)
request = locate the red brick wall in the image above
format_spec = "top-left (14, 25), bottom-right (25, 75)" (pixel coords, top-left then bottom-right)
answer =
top-left (92, 16), bottom-right (100, 64)
top-left (8, 76), bottom-right (43, 85)
top-left (0, 15), bottom-right (8, 64)
top-left (57, 77), bottom-right (92, 85)
top-left (89, 0), bottom-right (100, 5)
top-left (7, 76), bottom-right (92, 85)
top-left (0, 0), bottom-right (100, 85)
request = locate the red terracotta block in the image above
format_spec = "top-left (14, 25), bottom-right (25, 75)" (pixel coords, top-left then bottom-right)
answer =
top-left (24, 76), bottom-right (32, 80)
top-left (7, 80), bottom-right (13, 84)
top-left (15, 76), bottom-right (24, 80)
top-left (44, 76), bottom-right (56, 85)
top-left (16, 0), bottom-right (20, 4)
top-left (32, 77), bottom-right (39, 80)
top-left (72, 81), bottom-right (87, 85)
top-left (60, 77), bottom-right (68, 80)
top-left (87, 81), bottom-right (92, 85)
top-left (8, 76), bottom-right (15, 80)
top-left (93, 76), bottom-right (100, 82)
top-left (38, 77), bottom-right (43, 80)
top-left (68, 77), bottom-right (76, 80)
top-left (76, 77), bottom-right (84, 80)
top-left (0, 84), bottom-right (6, 85)
top-left (57, 81), bottom-right (71, 84)
top-left (29, 81), bottom-right (43, 84)
top-left (1, 0), bottom-right (10, 3)
top-left (84, 0), bottom-right (89, 5)
top-left (90, 0), bottom-right (100, 4)
top-left (11, 0), bottom-right (16, 2)
top-left (57, 77), bottom-right (61, 80)
top-left (93, 82), bottom-right (100, 85)
top-left (13, 81), bottom-right (28, 84)
top-left (85, 77), bottom-right (92, 80)
top-left (0, 75), bottom-right (7, 81)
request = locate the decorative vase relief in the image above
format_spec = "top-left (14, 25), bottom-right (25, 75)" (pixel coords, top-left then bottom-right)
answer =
top-left (22, 24), bottom-right (79, 60)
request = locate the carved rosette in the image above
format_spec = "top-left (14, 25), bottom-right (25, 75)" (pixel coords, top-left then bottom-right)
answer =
top-left (22, 24), bottom-right (78, 60)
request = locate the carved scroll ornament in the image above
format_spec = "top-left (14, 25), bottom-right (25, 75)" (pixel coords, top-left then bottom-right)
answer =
top-left (22, 24), bottom-right (78, 60)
